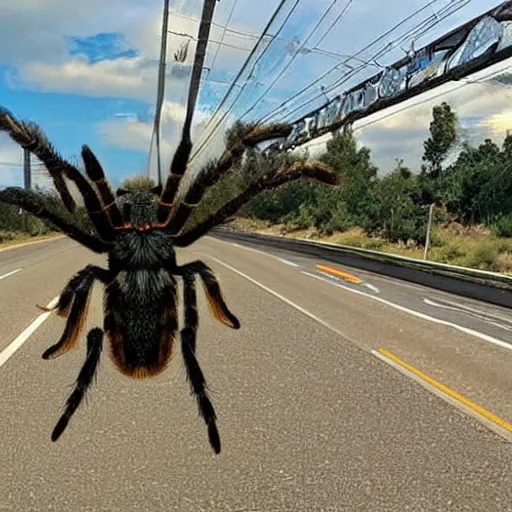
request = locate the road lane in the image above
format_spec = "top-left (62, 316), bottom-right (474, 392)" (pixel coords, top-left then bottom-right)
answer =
top-left (0, 237), bottom-right (105, 353)
top-left (221, 236), bottom-right (512, 340)
top-left (1, 236), bottom-right (512, 511)
top-left (202, 237), bottom-right (512, 426)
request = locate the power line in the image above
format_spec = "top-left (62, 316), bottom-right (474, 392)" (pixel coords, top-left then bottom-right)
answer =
top-left (238, 0), bottom-right (355, 122)
top-left (278, 0), bottom-right (471, 123)
top-left (186, 0), bottom-right (299, 166)
top-left (257, 0), bottom-right (469, 126)
top-left (314, 0), bottom-right (354, 49)
top-left (207, 0), bottom-right (240, 76)
top-left (272, 0), bottom-right (470, 124)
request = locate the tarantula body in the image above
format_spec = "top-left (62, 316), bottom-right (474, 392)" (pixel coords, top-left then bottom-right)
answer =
top-left (0, 107), bottom-right (339, 454)
top-left (104, 193), bottom-right (180, 380)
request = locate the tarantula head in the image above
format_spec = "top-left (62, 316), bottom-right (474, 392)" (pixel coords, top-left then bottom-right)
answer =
top-left (115, 187), bottom-right (160, 227)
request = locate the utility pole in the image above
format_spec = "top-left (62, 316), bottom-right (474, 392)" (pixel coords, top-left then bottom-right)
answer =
top-left (423, 203), bottom-right (435, 260)
top-left (23, 148), bottom-right (31, 189)
top-left (148, 0), bottom-right (171, 185)
top-left (22, 148), bottom-right (31, 232)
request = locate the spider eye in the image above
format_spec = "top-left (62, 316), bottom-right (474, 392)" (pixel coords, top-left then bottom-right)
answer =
top-left (116, 187), bottom-right (129, 197)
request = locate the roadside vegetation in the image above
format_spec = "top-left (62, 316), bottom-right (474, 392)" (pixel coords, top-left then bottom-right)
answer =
top-left (192, 104), bottom-right (512, 275)
top-left (1, 103), bottom-right (511, 274)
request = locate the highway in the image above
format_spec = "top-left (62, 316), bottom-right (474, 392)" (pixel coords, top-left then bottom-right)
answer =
top-left (1, 235), bottom-right (512, 511)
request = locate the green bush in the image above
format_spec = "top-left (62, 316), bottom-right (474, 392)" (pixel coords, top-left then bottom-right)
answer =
top-left (492, 215), bottom-right (512, 238)
top-left (464, 244), bottom-right (499, 271)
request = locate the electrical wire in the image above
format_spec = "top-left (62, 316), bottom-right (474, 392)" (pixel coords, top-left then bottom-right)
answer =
top-left (272, 0), bottom-right (470, 124)
top-left (147, 0), bottom-right (170, 186)
top-left (207, 0), bottom-right (240, 77)
top-left (238, 0), bottom-right (355, 121)
top-left (300, 61), bottom-right (512, 152)
top-left (314, 0), bottom-right (354, 49)
top-left (257, 0), bottom-right (469, 126)
top-left (274, 0), bottom-right (470, 122)
top-left (186, 0), bottom-right (301, 166)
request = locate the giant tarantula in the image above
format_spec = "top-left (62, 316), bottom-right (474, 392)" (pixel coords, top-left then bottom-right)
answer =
top-left (0, 107), bottom-right (338, 453)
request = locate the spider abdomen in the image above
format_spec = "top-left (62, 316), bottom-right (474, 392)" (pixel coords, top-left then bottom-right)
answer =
top-left (104, 269), bottom-right (178, 379)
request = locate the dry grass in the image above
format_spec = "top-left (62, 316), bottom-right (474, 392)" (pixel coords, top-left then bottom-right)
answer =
top-left (227, 218), bottom-right (512, 275)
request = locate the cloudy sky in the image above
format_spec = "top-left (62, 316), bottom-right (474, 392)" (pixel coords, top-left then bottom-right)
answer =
top-left (0, 0), bottom-right (509, 189)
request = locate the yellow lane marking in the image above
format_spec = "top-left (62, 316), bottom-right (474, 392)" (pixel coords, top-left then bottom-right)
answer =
top-left (316, 264), bottom-right (363, 284)
top-left (377, 348), bottom-right (512, 434)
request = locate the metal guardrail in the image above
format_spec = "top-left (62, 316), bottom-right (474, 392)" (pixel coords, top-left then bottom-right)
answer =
top-left (211, 227), bottom-right (512, 309)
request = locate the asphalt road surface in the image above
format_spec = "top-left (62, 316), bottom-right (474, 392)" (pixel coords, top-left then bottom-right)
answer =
top-left (1, 235), bottom-right (512, 511)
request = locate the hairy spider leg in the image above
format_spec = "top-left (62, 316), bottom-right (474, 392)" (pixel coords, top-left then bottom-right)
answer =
top-left (37, 264), bottom-right (109, 316)
top-left (176, 261), bottom-right (240, 329)
top-left (0, 109), bottom-right (116, 242)
top-left (180, 271), bottom-right (221, 454)
top-left (41, 265), bottom-right (110, 360)
top-left (0, 188), bottom-right (111, 254)
top-left (51, 328), bottom-right (103, 442)
top-left (0, 108), bottom-right (76, 213)
top-left (81, 145), bottom-right (123, 227)
top-left (162, 123), bottom-right (293, 234)
top-left (173, 160), bottom-right (338, 248)
top-left (156, 137), bottom-right (192, 225)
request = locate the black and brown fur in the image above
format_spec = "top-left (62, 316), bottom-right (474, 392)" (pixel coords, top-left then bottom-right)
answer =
top-left (0, 107), bottom-right (338, 453)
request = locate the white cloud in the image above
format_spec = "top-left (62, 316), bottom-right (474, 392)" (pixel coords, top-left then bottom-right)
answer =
top-left (18, 56), bottom-right (158, 101)
top-left (96, 99), bottom-right (231, 189)
top-left (4, 0), bottom-right (269, 104)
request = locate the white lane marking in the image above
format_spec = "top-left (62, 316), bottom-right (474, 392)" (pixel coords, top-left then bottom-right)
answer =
top-left (0, 268), bottom-right (22, 281)
top-left (424, 297), bottom-right (512, 325)
top-left (201, 252), bottom-right (512, 440)
top-left (0, 296), bottom-right (59, 369)
top-left (423, 298), bottom-right (512, 332)
top-left (364, 283), bottom-right (380, 293)
top-left (302, 271), bottom-right (512, 352)
top-left (214, 238), bottom-right (301, 268)
top-left (202, 255), bottom-right (347, 337)
top-left (277, 257), bottom-right (299, 267)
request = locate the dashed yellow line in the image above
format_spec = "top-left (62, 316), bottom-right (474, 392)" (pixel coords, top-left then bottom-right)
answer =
top-left (377, 348), bottom-right (512, 434)
top-left (316, 264), bottom-right (363, 284)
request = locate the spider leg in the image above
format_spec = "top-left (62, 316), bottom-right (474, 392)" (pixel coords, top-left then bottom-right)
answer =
top-left (159, 123), bottom-right (293, 233)
top-left (41, 265), bottom-right (110, 360)
top-left (0, 108), bottom-right (76, 213)
top-left (51, 327), bottom-right (103, 441)
top-left (180, 271), bottom-right (221, 454)
top-left (81, 145), bottom-right (123, 227)
top-left (0, 108), bottom-right (116, 241)
top-left (176, 260), bottom-right (239, 329)
top-left (173, 160), bottom-right (338, 247)
top-left (0, 187), bottom-right (112, 253)
top-left (37, 264), bottom-right (109, 316)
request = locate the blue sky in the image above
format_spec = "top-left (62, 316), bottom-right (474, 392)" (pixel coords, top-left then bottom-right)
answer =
top-left (0, 0), bottom-right (511, 192)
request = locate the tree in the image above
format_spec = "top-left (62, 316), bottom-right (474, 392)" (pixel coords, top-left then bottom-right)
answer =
top-left (365, 160), bottom-right (428, 243)
top-left (247, 127), bottom-right (378, 232)
top-left (441, 137), bottom-right (512, 224)
top-left (422, 101), bottom-right (459, 179)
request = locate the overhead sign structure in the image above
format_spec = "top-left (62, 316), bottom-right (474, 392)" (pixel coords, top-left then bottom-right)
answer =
top-left (266, 0), bottom-right (512, 152)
